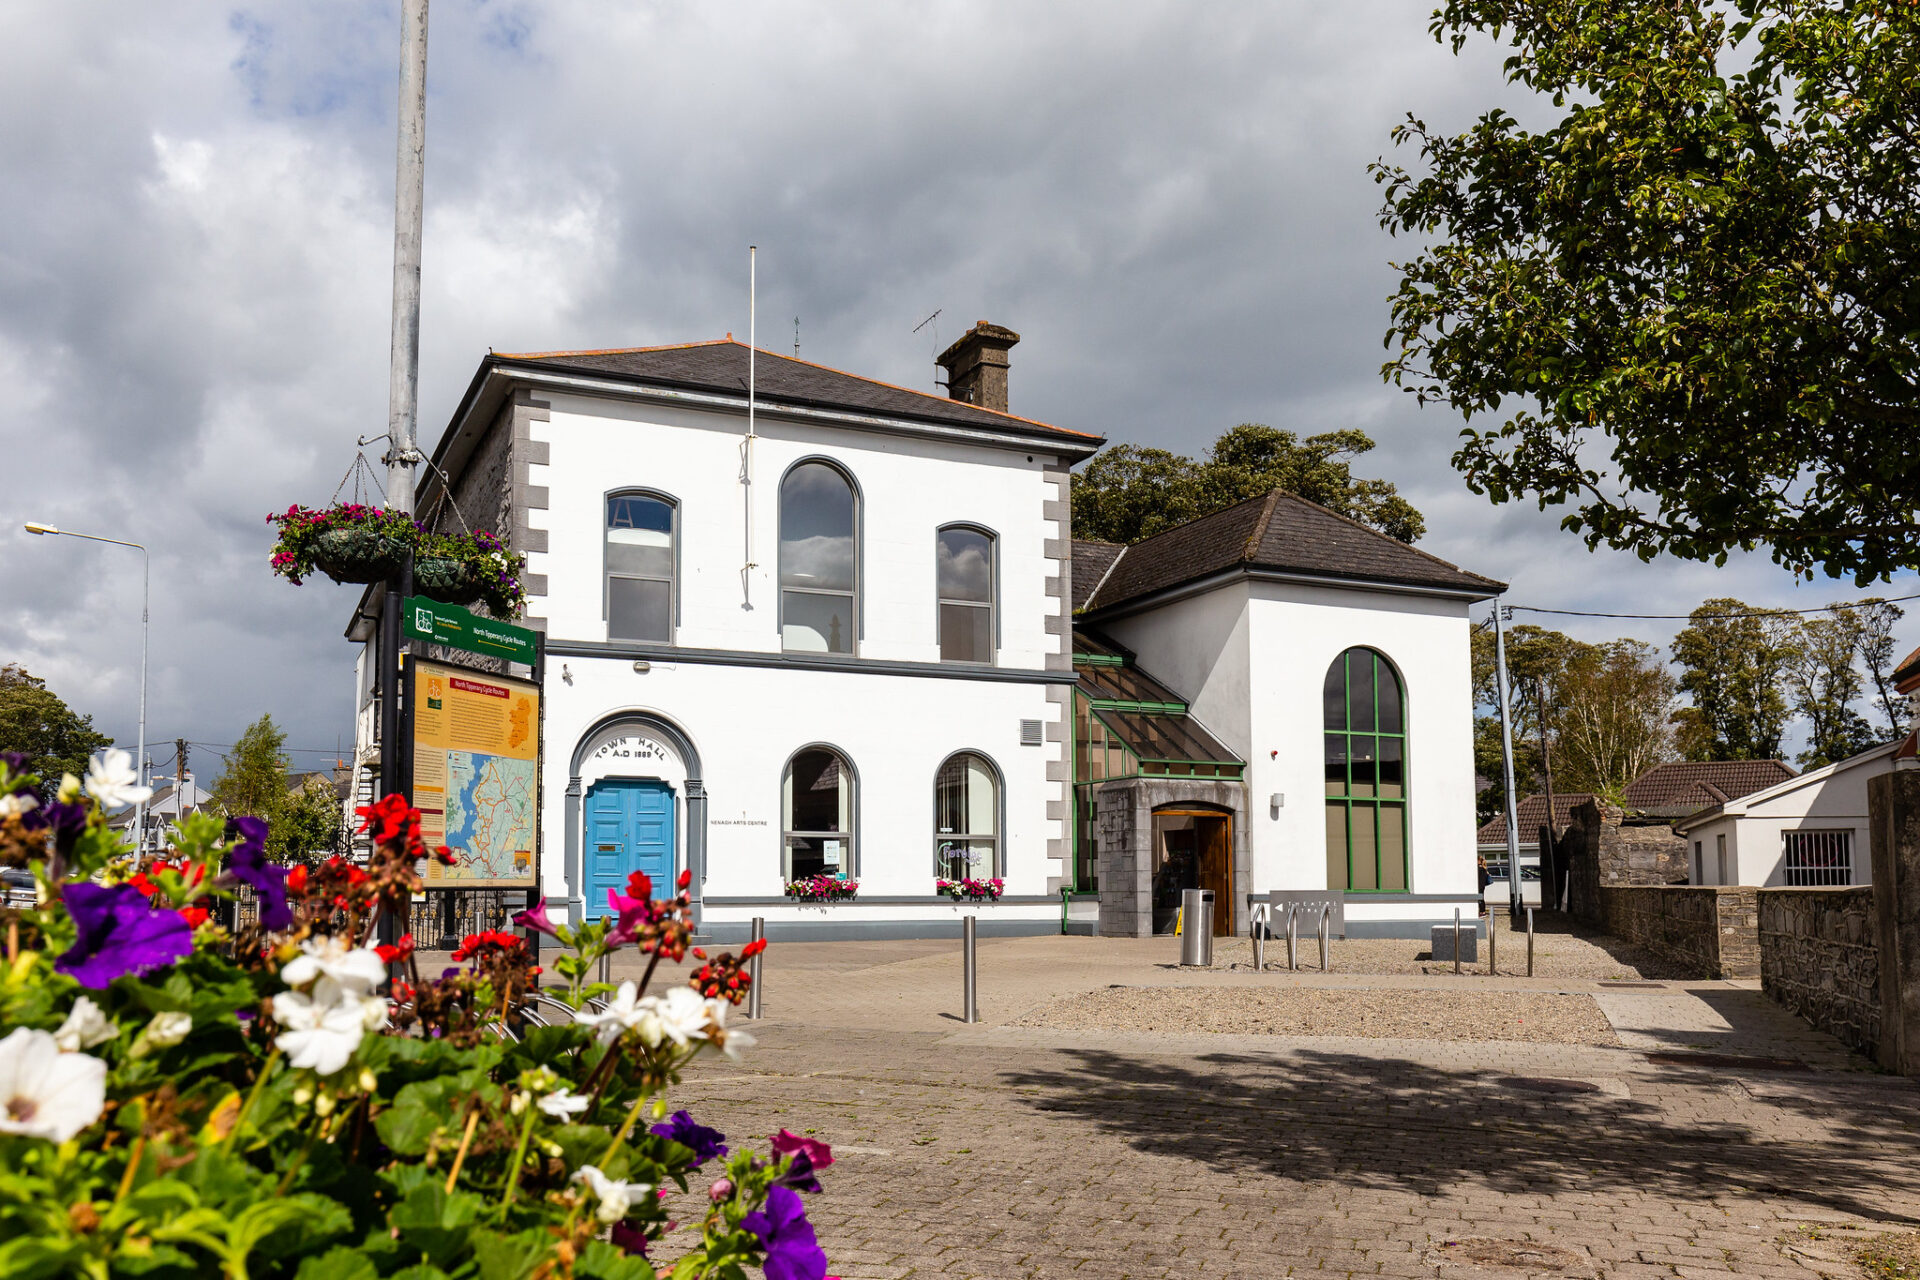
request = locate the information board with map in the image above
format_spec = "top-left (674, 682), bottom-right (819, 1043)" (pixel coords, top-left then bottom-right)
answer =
top-left (409, 658), bottom-right (539, 888)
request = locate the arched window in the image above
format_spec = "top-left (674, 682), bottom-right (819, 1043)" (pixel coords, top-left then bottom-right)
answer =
top-left (606, 491), bottom-right (676, 643)
top-left (1324, 647), bottom-right (1407, 891)
top-left (936, 525), bottom-right (995, 663)
top-left (934, 752), bottom-right (1000, 879)
top-left (779, 461), bottom-right (858, 654)
top-left (783, 746), bottom-right (855, 880)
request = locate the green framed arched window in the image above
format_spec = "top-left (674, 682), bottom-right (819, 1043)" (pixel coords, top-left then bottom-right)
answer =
top-left (1324, 647), bottom-right (1407, 892)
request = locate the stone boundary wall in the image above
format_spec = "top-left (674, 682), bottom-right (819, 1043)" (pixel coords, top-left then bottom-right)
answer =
top-left (1596, 885), bottom-right (1760, 979)
top-left (1565, 799), bottom-right (1690, 926)
top-left (1758, 887), bottom-right (1880, 1058)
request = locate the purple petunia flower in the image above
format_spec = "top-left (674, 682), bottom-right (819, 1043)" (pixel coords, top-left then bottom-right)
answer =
top-left (225, 815), bottom-right (292, 931)
top-left (56, 882), bottom-right (194, 988)
top-left (510, 899), bottom-right (561, 939)
top-left (25, 799), bottom-right (89, 856)
top-left (0, 750), bottom-right (28, 782)
top-left (609, 1220), bottom-right (649, 1257)
top-left (650, 1110), bottom-right (728, 1168)
top-left (742, 1186), bottom-right (827, 1280)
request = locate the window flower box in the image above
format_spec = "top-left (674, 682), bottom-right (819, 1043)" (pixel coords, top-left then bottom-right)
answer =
top-left (785, 874), bottom-right (859, 902)
top-left (936, 877), bottom-right (1004, 902)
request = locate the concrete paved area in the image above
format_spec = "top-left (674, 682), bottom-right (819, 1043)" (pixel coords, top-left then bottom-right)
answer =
top-left (635, 935), bottom-right (1916, 1278)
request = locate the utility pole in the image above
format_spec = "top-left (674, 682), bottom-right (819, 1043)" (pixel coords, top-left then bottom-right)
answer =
top-left (1493, 603), bottom-right (1524, 925)
top-left (384, 0), bottom-right (428, 514)
top-left (175, 738), bottom-right (188, 832)
top-left (378, 0), bottom-right (428, 954)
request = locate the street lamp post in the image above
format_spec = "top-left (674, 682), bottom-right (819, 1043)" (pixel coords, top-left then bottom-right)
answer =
top-left (25, 523), bottom-right (149, 851)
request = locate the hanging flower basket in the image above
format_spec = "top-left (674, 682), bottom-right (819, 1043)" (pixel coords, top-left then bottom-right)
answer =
top-left (413, 556), bottom-right (487, 606)
top-left (267, 504), bottom-right (528, 617)
top-left (310, 527), bottom-right (409, 584)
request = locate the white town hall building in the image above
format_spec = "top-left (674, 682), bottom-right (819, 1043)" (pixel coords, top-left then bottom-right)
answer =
top-left (349, 323), bottom-right (1501, 942)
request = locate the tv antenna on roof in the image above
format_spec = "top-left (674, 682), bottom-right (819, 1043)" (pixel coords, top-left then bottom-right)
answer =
top-left (912, 309), bottom-right (943, 383)
top-left (794, 316), bottom-right (800, 359)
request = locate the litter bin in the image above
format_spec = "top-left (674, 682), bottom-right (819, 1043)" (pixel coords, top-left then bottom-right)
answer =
top-left (1179, 888), bottom-right (1215, 966)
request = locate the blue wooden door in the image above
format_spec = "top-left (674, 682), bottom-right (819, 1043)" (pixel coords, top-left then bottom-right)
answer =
top-left (584, 779), bottom-right (676, 919)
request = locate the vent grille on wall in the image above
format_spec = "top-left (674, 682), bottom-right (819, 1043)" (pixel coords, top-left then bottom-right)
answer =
top-left (1019, 719), bottom-right (1043, 746)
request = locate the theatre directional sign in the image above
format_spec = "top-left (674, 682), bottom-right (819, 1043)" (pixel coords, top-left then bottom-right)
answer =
top-left (403, 596), bottom-right (538, 665)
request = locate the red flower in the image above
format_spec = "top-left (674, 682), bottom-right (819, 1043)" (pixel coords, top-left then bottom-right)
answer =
top-left (626, 871), bottom-right (654, 902)
top-left (677, 868), bottom-right (692, 890)
top-left (741, 937), bottom-right (768, 959)
top-left (434, 845), bottom-right (456, 866)
top-left (180, 906), bottom-right (209, 929)
top-left (375, 934), bottom-right (415, 964)
top-left (287, 865), bottom-right (308, 893)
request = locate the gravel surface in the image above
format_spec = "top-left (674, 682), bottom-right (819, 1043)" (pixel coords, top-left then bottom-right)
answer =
top-left (1016, 985), bottom-right (1622, 1045)
top-left (1204, 912), bottom-right (1692, 980)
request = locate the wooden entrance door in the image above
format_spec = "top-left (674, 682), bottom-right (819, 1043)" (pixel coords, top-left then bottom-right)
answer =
top-left (1198, 815), bottom-right (1233, 936)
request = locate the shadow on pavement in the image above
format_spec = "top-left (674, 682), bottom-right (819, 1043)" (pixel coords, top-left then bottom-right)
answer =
top-left (1000, 1046), bottom-right (1920, 1224)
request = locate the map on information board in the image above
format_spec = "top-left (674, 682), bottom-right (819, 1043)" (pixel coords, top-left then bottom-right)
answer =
top-left (410, 658), bottom-right (539, 887)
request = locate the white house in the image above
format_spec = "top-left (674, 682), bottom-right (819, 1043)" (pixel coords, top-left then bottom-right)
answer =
top-left (1072, 493), bottom-right (1501, 938)
top-left (1673, 743), bottom-right (1898, 887)
top-left (348, 323), bottom-right (1500, 941)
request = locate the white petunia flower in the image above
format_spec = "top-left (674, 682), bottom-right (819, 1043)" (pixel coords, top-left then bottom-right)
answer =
top-left (83, 748), bottom-right (151, 810)
top-left (712, 1023), bottom-right (756, 1061)
top-left (0, 1028), bottom-right (107, 1143)
top-left (56, 774), bottom-right (81, 804)
top-left (538, 1087), bottom-right (591, 1120)
top-left (273, 982), bottom-right (384, 1077)
top-left (574, 981), bottom-right (646, 1043)
top-left (645, 986), bottom-right (712, 1049)
top-left (53, 997), bottom-right (117, 1052)
top-left (130, 1011), bottom-right (193, 1057)
top-left (0, 792), bottom-right (37, 818)
top-left (280, 936), bottom-right (387, 995)
top-left (571, 1164), bottom-right (652, 1223)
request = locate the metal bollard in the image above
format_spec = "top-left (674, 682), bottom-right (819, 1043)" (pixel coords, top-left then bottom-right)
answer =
top-left (1318, 904), bottom-right (1330, 971)
top-left (1488, 909), bottom-right (1497, 975)
top-left (1526, 906), bottom-right (1535, 978)
top-left (962, 915), bottom-right (978, 1024)
top-left (1453, 908), bottom-right (1462, 975)
top-left (1250, 903), bottom-right (1267, 973)
top-left (598, 952), bottom-right (610, 987)
top-left (1286, 904), bottom-right (1298, 971)
top-left (746, 916), bottom-right (765, 1019)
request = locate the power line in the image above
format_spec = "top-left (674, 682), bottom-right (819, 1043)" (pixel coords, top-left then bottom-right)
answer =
top-left (1504, 590), bottom-right (1920, 622)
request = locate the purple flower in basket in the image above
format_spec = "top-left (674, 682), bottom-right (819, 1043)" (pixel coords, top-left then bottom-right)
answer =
top-left (650, 1110), bottom-right (728, 1167)
top-left (743, 1185), bottom-right (827, 1280)
top-left (225, 815), bottom-right (292, 931)
top-left (56, 882), bottom-right (194, 988)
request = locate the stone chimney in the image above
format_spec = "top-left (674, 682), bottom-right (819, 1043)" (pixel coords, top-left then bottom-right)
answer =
top-left (936, 322), bottom-right (1019, 412)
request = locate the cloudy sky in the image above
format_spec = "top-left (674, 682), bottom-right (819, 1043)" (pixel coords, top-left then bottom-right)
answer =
top-left (1, 1), bottom-right (1910, 780)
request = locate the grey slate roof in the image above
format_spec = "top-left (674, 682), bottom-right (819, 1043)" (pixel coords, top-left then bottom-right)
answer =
top-left (1081, 490), bottom-right (1504, 612)
top-left (1070, 540), bottom-right (1126, 611)
top-left (492, 340), bottom-right (1101, 446)
top-left (1477, 792), bottom-right (1596, 845)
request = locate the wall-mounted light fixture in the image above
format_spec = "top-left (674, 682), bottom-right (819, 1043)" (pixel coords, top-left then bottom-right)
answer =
top-left (632, 660), bottom-right (651, 674)
top-left (561, 664), bottom-right (573, 685)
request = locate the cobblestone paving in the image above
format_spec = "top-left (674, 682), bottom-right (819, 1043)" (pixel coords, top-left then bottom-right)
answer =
top-left (646, 935), bottom-right (1920, 1278)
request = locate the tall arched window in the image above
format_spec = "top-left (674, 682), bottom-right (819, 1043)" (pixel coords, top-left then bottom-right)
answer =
top-left (934, 752), bottom-right (1000, 878)
top-left (606, 492), bottom-right (676, 643)
top-left (1324, 647), bottom-right (1407, 892)
top-left (936, 525), bottom-right (995, 664)
top-left (783, 746), bottom-right (855, 880)
top-left (779, 461), bottom-right (858, 654)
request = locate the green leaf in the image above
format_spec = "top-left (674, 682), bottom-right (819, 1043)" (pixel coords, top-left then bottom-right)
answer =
top-left (0, 1233), bottom-right (86, 1280)
top-left (387, 1179), bottom-right (488, 1271)
top-left (469, 1228), bottom-right (554, 1280)
top-left (295, 1247), bottom-right (380, 1280)
top-left (575, 1240), bottom-right (659, 1280)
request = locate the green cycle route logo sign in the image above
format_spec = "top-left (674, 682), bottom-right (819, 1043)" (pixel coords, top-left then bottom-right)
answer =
top-left (402, 596), bottom-right (538, 665)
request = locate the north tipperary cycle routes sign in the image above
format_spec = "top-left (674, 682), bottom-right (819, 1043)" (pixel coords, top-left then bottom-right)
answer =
top-left (403, 596), bottom-right (537, 665)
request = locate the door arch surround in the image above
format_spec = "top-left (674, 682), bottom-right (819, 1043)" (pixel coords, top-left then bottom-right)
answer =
top-left (1151, 802), bottom-right (1236, 937)
top-left (565, 710), bottom-right (706, 928)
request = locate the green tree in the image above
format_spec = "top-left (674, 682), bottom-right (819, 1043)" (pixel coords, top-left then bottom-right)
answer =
top-left (1786, 608), bottom-right (1883, 767)
top-left (276, 773), bottom-right (344, 866)
top-left (1855, 597), bottom-right (1913, 737)
top-left (210, 714), bottom-right (289, 836)
top-left (1551, 640), bottom-right (1677, 795)
top-left (1671, 600), bottom-right (1799, 760)
top-left (1376, 1), bottom-right (1920, 584)
top-left (1072, 424), bottom-right (1425, 545)
top-left (0, 664), bottom-right (113, 797)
